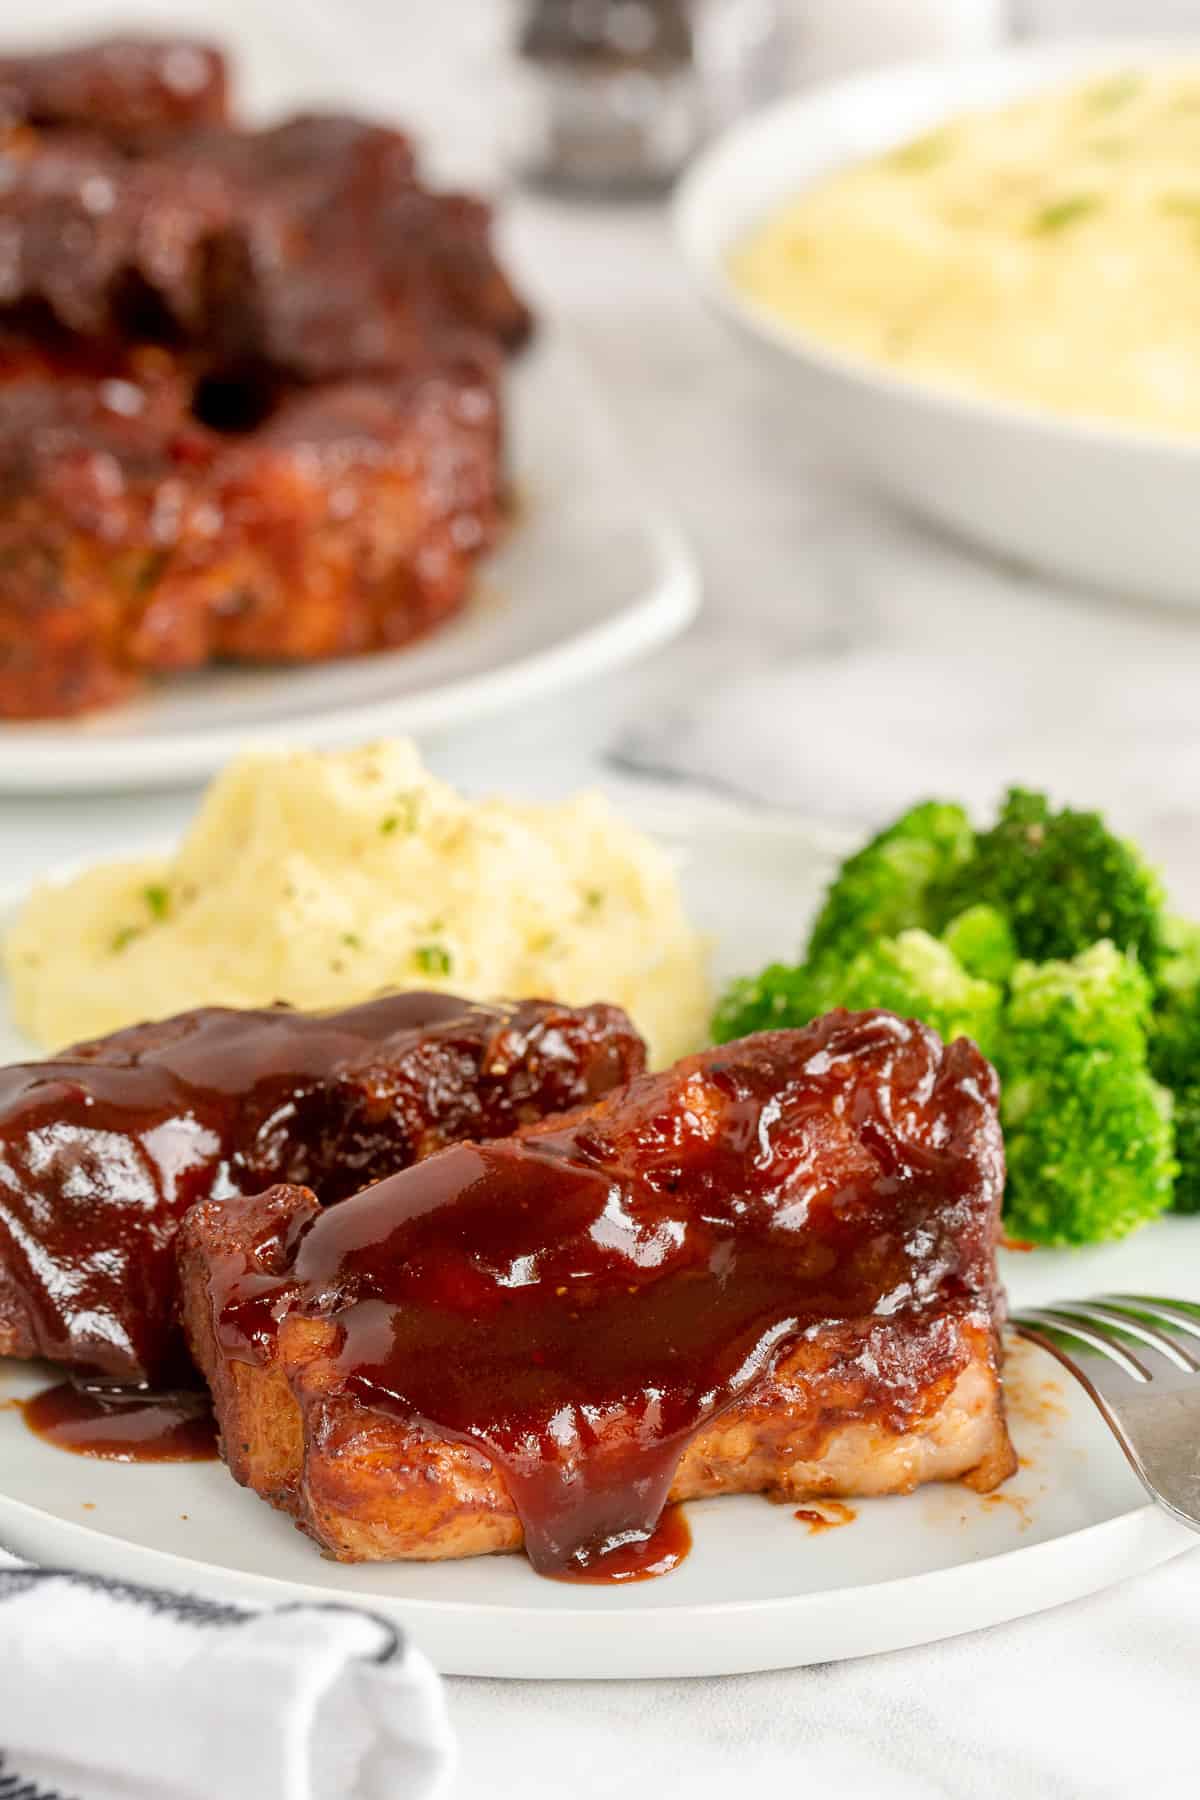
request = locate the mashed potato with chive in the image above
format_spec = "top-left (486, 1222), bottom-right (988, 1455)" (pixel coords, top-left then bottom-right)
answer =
top-left (731, 66), bottom-right (1200, 435)
top-left (5, 741), bottom-right (710, 1065)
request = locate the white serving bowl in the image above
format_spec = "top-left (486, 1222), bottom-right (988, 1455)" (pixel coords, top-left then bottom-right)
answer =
top-left (674, 40), bottom-right (1200, 606)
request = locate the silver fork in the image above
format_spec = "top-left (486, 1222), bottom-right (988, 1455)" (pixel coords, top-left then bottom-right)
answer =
top-left (1009, 1295), bottom-right (1200, 1534)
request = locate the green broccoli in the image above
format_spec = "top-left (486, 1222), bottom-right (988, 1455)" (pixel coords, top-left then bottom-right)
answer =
top-left (997, 945), bottom-right (1175, 1244)
top-left (810, 930), bottom-right (1001, 1056)
top-left (941, 904), bottom-right (1018, 985)
top-left (715, 798), bottom-right (973, 1041)
top-left (714, 929), bottom-right (999, 1056)
top-left (1002, 1055), bottom-right (1175, 1245)
top-left (1149, 917), bottom-right (1200, 1213)
top-left (1004, 939), bottom-right (1152, 1062)
top-left (714, 789), bottom-right (1188, 1244)
top-left (1157, 914), bottom-right (1200, 1005)
top-left (712, 961), bottom-right (826, 1042)
top-left (932, 788), bottom-right (1166, 975)
top-left (1163, 1084), bottom-right (1200, 1215)
top-left (805, 800), bottom-right (973, 966)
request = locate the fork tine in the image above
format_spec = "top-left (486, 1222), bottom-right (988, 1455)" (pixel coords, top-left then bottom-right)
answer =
top-left (1102, 1295), bottom-right (1200, 1346)
top-left (1052, 1300), bottom-right (1200, 1376)
top-left (1010, 1305), bottom-right (1152, 1390)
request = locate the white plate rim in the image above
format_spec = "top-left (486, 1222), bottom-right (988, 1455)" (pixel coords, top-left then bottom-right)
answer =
top-left (0, 1485), bottom-right (1188, 1683)
top-left (674, 36), bottom-right (1200, 460)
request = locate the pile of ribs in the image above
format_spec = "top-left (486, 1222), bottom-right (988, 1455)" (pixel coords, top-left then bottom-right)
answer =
top-left (0, 37), bottom-right (533, 717)
top-left (0, 988), bottom-right (1016, 1579)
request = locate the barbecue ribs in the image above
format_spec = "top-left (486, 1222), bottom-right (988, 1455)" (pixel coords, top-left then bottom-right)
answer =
top-left (0, 37), bottom-right (533, 717)
top-left (179, 1010), bottom-right (1017, 1576)
top-left (0, 994), bottom-right (645, 1383)
top-left (0, 333), bottom-right (503, 717)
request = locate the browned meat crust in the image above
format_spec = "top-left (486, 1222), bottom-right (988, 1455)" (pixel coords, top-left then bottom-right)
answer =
top-left (0, 38), bottom-right (229, 142)
top-left (0, 994), bottom-right (645, 1382)
top-left (0, 39), bottom-right (533, 718)
top-left (0, 334), bottom-right (503, 717)
top-left (0, 112), bottom-right (532, 375)
top-left (179, 1011), bottom-right (1016, 1571)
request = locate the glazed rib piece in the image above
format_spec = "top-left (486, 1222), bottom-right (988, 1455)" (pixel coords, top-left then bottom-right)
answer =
top-left (0, 132), bottom-right (237, 344)
top-left (0, 334), bottom-right (503, 718)
top-left (0, 994), bottom-right (645, 1382)
top-left (179, 1010), bottom-right (1016, 1577)
top-left (0, 111), bottom-right (532, 375)
top-left (160, 115), bottom-right (533, 375)
top-left (0, 38), bottom-right (229, 141)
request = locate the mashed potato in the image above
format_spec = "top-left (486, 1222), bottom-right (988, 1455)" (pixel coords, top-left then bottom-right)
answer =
top-left (5, 741), bottom-right (711, 1066)
top-left (731, 67), bottom-right (1200, 435)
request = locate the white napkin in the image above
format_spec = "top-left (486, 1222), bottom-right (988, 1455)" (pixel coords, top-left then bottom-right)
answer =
top-left (450, 1546), bottom-right (1200, 1799)
top-left (0, 1555), bottom-right (455, 1800)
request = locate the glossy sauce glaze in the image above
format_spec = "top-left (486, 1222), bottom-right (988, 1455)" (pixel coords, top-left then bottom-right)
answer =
top-left (21, 1382), bottom-right (218, 1462)
top-left (212, 1012), bottom-right (1006, 1579)
top-left (0, 992), bottom-right (644, 1383)
top-left (550, 1505), bottom-right (692, 1584)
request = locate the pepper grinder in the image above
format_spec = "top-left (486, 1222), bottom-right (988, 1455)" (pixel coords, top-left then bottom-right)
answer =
top-left (506, 0), bottom-right (782, 196)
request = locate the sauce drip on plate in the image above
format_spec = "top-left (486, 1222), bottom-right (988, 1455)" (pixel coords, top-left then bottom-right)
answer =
top-left (550, 1505), bottom-right (692, 1585)
top-left (21, 1382), bottom-right (218, 1462)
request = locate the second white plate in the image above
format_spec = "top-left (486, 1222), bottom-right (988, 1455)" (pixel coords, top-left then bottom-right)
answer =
top-left (0, 795), bottom-right (1195, 1678)
top-left (0, 337), bottom-right (698, 795)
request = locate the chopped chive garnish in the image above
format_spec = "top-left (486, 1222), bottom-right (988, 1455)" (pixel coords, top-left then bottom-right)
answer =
top-left (1032, 194), bottom-right (1101, 235)
top-left (1084, 73), bottom-right (1142, 113)
top-left (1160, 192), bottom-right (1200, 219)
top-left (142, 883), bottom-right (170, 921)
top-left (341, 932), bottom-right (362, 949)
top-left (886, 130), bottom-right (951, 173)
top-left (111, 926), bottom-right (140, 954)
top-left (379, 815), bottom-right (399, 836)
top-left (413, 943), bottom-right (452, 976)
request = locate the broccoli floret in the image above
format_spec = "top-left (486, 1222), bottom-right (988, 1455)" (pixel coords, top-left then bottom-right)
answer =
top-left (716, 797), bottom-right (973, 1041)
top-left (933, 788), bottom-right (1166, 975)
top-left (805, 800), bottom-right (973, 966)
top-left (712, 961), bottom-right (826, 1042)
top-left (813, 930), bottom-right (1001, 1056)
top-left (1002, 1054), bottom-right (1175, 1245)
top-left (1156, 914), bottom-right (1200, 1011)
top-left (713, 930), bottom-right (999, 1055)
top-left (1005, 940), bottom-right (1152, 1062)
top-left (1149, 916), bottom-right (1200, 1212)
top-left (941, 904), bottom-right (1018, 984)
top-left (997, 945), bottom-right (1175, 1244)
top-left (1166, 1085), bottom-right (1200, 1214)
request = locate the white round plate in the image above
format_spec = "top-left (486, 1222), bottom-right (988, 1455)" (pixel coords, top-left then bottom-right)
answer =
top-left (675, 40), bottom-right (1200, 606)
top-left (0, 796), bottom-right (1194, 1678)
top-left (0, 336), bottom-right (697, 795)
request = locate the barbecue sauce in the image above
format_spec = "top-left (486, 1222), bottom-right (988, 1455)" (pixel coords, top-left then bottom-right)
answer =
top-left (212, 1013), bottom-right (1005, 1581)
top-left (21, 1382), bottom-right (217, 1462)
top-left (0, 992), bottom-right (644, 1384)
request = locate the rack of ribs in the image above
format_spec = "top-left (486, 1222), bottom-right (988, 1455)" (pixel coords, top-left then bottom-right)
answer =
top-left (0, 38), bottom-right (533, 717)
top-left (0, 332), bottom-right (504, 717)
top-left (179, 1009), bottom-right (1017, 1577)
top-left (0, 993), bottom-right (645, 1383)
